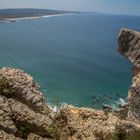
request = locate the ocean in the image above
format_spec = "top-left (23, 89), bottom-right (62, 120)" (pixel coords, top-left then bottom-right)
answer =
top-left (0, 13), bottom-right (140, 108)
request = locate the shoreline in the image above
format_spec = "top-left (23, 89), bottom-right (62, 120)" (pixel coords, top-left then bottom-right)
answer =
top-left (47, 97), bottom-right (127, 112)
top-left (0, 13), bottom-right (74, 22)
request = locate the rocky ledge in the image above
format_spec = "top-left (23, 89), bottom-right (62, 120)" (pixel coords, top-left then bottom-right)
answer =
top-left (0, 28), bottom-right (140, 140)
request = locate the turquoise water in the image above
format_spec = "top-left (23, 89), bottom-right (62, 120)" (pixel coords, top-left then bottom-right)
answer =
top-left (0, 14), bottom-right (140, 108)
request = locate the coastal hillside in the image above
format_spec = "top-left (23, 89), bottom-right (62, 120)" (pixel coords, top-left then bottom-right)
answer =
top-left (0, 28), bottom-right (140, 139)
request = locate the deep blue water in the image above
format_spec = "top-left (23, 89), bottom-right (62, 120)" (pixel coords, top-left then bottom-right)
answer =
top-left (0, 14), bottom-right (140, 108)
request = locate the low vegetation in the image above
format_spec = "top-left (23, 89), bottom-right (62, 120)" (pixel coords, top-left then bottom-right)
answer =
top-left (47, 124), bottom-right (61, 139)
top-left (0, 77), bottom-right (16, 97)
top-left (114, 123), bottom-right (140, 140)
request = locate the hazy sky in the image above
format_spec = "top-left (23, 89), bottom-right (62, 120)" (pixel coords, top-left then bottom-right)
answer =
top-left (0, 0), bottom-right (140, 15)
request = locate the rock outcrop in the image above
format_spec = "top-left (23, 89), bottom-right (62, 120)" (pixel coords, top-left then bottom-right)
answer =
top-left (0, 67), bottom-right (48, 114)
top-left (0, 28), bottom-right (140, 139)
top-left (118, 28), bottom-right (140, 124)
top-left (0, 67), bottom-right (54, 139)
top-left (118, 28), bottom-right (140, 68)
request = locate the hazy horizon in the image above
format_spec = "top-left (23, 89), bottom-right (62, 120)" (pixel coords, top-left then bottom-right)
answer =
top-left (0, 0), bottom-right (140, 16)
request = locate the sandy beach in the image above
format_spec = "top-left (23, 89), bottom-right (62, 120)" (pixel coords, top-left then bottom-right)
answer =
top-left (4, 13), bottom-right (73, 22)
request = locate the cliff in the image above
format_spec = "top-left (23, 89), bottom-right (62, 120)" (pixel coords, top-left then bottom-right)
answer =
top-left (118, 28), bottom-right (140, 124)
top-left (0, 28), bottom-right (140, 140)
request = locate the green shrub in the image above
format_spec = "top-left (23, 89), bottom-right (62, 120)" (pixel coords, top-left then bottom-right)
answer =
top-left (0, 77), bottom-right (16, 97)
top-left (47, 124), bottom-right (61, 139)
top-left (114, 124), bottom-right (140, 140)
top-left (19, 126), bottom-right (28, 139)
top-left (114, 125), bottom-right (126, 140)
top-left (126, 130), bottom-right (140, 140)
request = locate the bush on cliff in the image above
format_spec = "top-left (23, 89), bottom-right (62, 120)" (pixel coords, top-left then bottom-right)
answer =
top-left (0, 77), bottom-right (17, 97)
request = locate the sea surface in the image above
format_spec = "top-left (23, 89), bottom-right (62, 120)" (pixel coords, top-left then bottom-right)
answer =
top-left (0, 13), bottom-right (140, 108)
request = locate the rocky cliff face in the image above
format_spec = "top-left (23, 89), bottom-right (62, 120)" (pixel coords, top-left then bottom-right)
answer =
top-left (118, 28), bottom-right (140, 68)
top-left (118, 28), bottom-right (140, 124)
top-left (0, 67), bottom-right (54, 139)
top-left (0, 28), bottom-right (140, 140)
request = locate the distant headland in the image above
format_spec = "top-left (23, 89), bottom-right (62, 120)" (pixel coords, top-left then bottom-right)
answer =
top-left (0, 8), bottom-right (78, 22)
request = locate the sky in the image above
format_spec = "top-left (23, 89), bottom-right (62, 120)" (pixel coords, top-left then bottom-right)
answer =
top-left (0, 0), bottom-right (140, 15)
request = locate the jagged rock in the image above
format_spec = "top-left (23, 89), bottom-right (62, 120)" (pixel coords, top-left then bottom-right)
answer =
top-left (0, 67), bottom-right (49, 114)
top-left (55, 105), bottom-right (117, 140)
top-left (9, 98), bottom-right (52, 136)
top-left (128, 72), bottom-right (140, 123)
top-left (103, 104), bottom-right (112, 112)
top-left (55, 105), bottom-right (140, 140)
top-left (118, 28), bottom-right (140, 124)
top-left (132, 66), bottom-right (140, 76)
top-left (0, 95), bottom-right (17, 134)
top-left (118, 28), bottom-right (140, 68)
top-left (0, 68), bottom-right (53, 139)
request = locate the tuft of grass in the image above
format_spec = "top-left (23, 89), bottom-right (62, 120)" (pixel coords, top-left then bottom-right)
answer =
top-left (19, 126), bottom-right (28, 139)
top-left (47, 124), bottom-right (61, 139)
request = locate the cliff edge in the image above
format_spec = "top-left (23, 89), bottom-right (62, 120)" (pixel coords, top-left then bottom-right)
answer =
top-left (0, 28), bottom-right (140, 139)
top-left (118, 28), bottom-right (140, 124)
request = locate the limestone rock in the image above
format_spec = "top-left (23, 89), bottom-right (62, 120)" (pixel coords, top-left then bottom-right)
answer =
top-left (118, 28), bottom-right (140, 124)
top-left (55, 105), bottom-right (140, 140)
top-left (0, 95), bottom-right (17, 134)
top-left (9, 98), bottom-right (52, 136)
top-left (118, 28), bottom-right (140, 68)
top-left (0, 67), bottom-right (49, 114)
top-left (128, 72), bottom-right (140, 123)
top-left (55, 105), bottom-right (117, 140)
top-left (0, 67), bottom-right (53, 139)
